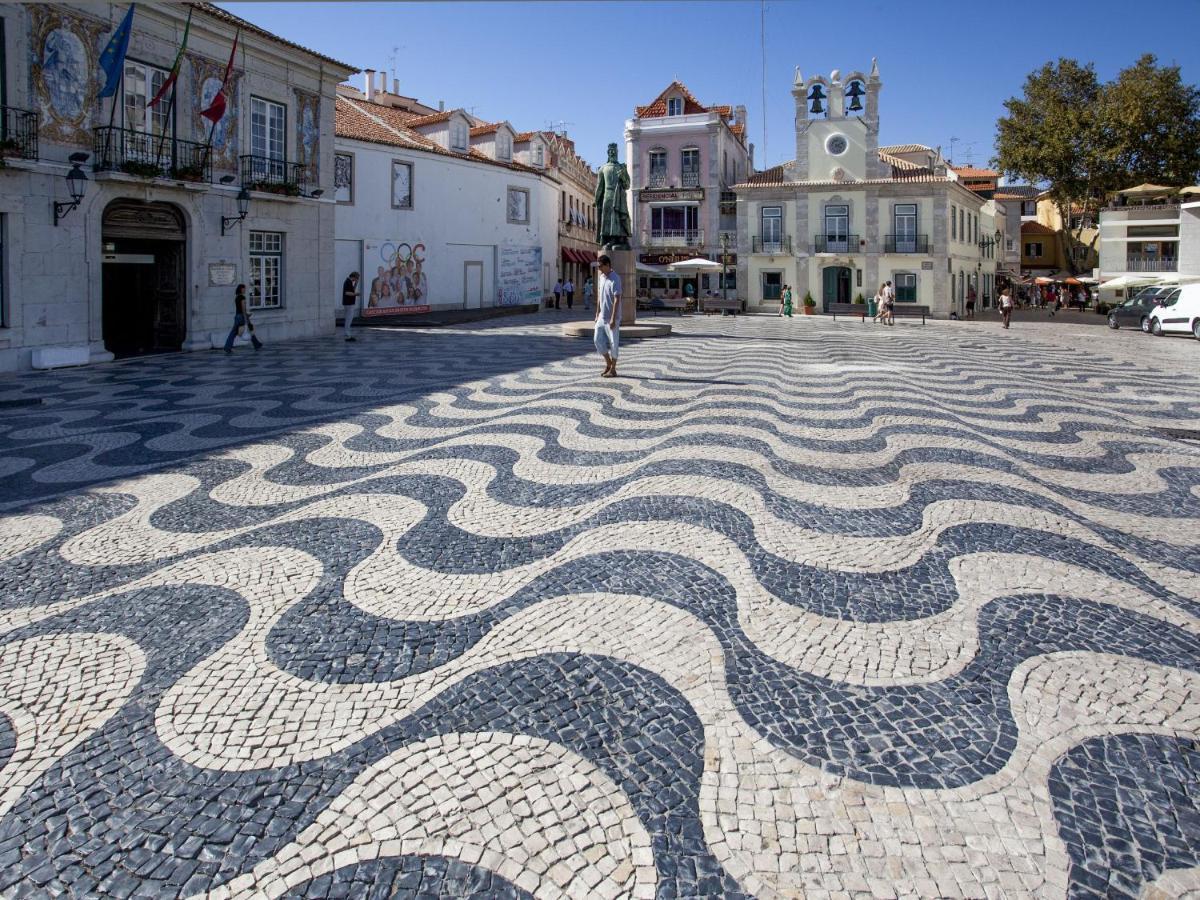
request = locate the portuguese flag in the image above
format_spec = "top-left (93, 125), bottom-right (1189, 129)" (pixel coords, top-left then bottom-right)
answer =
top-left (148, 8), bottom-right (192, 108)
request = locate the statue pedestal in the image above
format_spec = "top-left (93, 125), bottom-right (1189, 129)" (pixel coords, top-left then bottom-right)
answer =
top-left (605, 245), bottom-right (637, 326)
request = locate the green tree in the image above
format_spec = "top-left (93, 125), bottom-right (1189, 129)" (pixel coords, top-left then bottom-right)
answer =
top-left (995, 55), bottom-right (1200, 272)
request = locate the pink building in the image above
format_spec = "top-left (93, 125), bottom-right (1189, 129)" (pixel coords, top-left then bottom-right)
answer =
top-left (624, 82), bottom-right (753, 297)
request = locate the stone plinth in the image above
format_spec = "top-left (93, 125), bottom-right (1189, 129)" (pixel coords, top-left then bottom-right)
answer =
top-left (605, 245), bottom-right (638, 326)
top-left (560, 321), bottom-right (672, 339)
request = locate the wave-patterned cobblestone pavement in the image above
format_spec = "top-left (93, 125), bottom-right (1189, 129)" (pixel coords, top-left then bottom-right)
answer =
top-left (0, 314), bottom-right (1198, 898)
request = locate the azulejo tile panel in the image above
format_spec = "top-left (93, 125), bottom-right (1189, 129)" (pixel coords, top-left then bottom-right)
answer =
top-left (0, 314), bottom-right (1197, 898)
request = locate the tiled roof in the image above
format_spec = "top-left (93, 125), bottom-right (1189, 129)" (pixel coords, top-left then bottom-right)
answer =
top-left (188, 3), bottom-right (356, 71)
top-left (1021, 221), bottom-right (1056, 235)
top-left (335, 97), bottom-right (545, 177)
top-left (729, 123), bottom-right (745, 137)
top-left (406, 111), bottom-right (454, 128)
top-left (513, 131), bottom-right (535, 142)
top-left (742, 163), bottom-right (792, 187)
top-left (710, 105), bottom-right (732, 117)
top-left (878, 150), bottom-right (923, 172)
top-left (635, 81), bottom-right (709, 118)
top-left (953, 165), bottom-right (999, 178)
top-left (470, 123), bottom-right (502, 137)
top-left (736, 157), bottom-right (954, 190)
top-left (994, 184), bottom-right (1042, 199)
top-left (878, 143), bottom-right (933, 154)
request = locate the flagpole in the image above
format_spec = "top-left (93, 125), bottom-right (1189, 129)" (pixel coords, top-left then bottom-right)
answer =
top-left (154, 81), bottom-right (177, 170)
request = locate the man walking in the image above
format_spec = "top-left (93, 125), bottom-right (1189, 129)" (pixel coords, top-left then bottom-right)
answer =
top-left (594, 254), bottom-right (621, 377)
top-left (583, 276), bottom-right (594, 311)
top-left (564, 277), bottom-right (575, 310)
top-left (341, 271), bottom-right (360, 342)
top-left (553, 278), bottom-right (563, 310)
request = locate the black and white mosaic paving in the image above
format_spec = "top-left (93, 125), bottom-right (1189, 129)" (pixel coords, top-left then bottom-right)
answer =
top-left (0, 312), bottom-right (1198, 898)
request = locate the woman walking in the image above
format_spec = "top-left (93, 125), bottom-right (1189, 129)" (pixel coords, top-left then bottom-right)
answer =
top-left (224, 284), bottom-right (263, 354)
top-left (999, 287), bottom-right (1014, 329)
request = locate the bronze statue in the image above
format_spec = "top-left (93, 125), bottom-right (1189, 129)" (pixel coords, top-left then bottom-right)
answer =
top-left (594, 142), bottom-right (631, 249)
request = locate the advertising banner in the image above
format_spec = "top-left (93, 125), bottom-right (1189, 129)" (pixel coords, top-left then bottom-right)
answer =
top-left (497, 246), bottom-right (542, 307)
top-left (362, 239), bottom-right (431, 316)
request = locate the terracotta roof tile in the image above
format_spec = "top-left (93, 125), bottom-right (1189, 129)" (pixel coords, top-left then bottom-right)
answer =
top-left (952, 165), bottom-right (999, 178)
top-left (635, 81), bottom-right (709, 118)
top-left (729, 123), bottom-right (745, 137)
top-left (1021, 221), bottom-right (1056, 235)
top-left (470, 123), bottom-right (502, 137)
top-left (878, 143), bottom-right (933, 155)
top-left (994, 184), bottom-right (1042, 199)
top-left (878, 150), bottom-right (923, 172)
top-left (735, 157), bottom-right (955, 190)
top-left (189, 3), bottom-right (356, 71)
top-left (513, 131), bottom-right (535, 142)
top-left (406, 111), bottom-right (454, 128)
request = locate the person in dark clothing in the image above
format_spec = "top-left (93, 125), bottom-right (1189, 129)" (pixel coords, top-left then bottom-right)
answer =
top-left (342, 272), bottom-right (360, 341)
top-left (224, 284), bottom-right (262, 353)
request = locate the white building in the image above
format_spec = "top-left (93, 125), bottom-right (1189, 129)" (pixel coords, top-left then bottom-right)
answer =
top-left (734, 62), bottom-right (998, 317)
top-left (1097, 187), bottom-right (1183, 302)
top-left (0, 2), bottom-right (354, 371)
top-left (332, 74), bottom-right (561, 316)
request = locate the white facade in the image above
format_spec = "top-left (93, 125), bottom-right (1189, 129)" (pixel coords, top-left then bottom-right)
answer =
top-left (0, 3), bottom-right (353, 372)
top-left (334, 95), bottom-right (559, 315)
top-left (735, 62), bottom-right (997, 318)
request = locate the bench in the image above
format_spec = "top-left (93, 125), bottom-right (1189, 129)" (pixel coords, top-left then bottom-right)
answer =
top-left (647, 297), bottom-right (688, 316)
top-left (702, 297), bottom-right (741, 315)
top-left (827, 302), bottom-right (868, 321)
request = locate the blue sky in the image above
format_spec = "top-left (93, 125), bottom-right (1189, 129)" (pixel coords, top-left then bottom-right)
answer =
top-left (223, 0), bottom-right (1200, 173)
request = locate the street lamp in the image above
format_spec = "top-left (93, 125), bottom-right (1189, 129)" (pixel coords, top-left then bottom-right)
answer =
top-left (53, 152), bottom-right (90, 226)
top-left (222, 188), bottom-right (251, 236)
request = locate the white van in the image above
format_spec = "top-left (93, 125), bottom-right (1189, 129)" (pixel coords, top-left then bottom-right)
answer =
top-left (1148, 283), bottom-right (1200, 340)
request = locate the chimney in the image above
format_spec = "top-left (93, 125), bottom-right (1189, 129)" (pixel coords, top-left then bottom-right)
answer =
top-left (393, 78), bottom-right (399, 95)
top-left (379, 69), bottom-right (387, 95)
top-left (438, 100), bottom-right (445, 112)
top-left (364, 69), bottom-right (376, 101)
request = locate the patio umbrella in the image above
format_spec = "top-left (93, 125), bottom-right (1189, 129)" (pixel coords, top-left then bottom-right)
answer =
top-left (667, 257), bottom-right (724, 272)
top-left (1116, 183), bottom-right (1176, 197)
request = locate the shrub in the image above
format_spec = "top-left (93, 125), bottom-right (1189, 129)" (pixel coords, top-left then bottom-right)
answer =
top-left (803, 292), bottom-right (816, 307)
top-left (119, 159), bottom-right (164, 179)
top-left (854, 293), bottom-right (865, 304)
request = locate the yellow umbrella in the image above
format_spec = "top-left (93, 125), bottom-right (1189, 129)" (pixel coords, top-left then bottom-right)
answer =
top-left (1116, 183), bottom-right (1177, 196)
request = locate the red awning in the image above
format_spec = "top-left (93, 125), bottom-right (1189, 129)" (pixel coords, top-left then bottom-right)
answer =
top-left (561, 247), bottom-right (574, 262)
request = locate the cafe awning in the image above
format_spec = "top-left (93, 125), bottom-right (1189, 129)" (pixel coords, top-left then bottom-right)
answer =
top-left (1117, 183), bottom-right (1177, 197)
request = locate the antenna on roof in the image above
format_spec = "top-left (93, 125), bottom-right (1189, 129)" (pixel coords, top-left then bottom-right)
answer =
top-left (545, 119), bottom-right (574, 135)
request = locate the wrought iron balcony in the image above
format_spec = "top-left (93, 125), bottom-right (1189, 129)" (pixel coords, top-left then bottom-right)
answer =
top-left (813, 234), bottom-right (861, 253)
top-left (1124, 255), bottom-right (1178, 272)
top-left (752, 236), bottom-right (791, 254)
top-left (240, 154), bottom-right (310, 197)
top-left (884, 234), bottom-right (930, 253)
top-left (0, 106), bottom-right (38, 161)
top-left (93, 126), bottom-right (211, 182)
top-left (644, 229), bottom-right (704, 247)
top-left (647, 172), bottom-right (668, 188)
top-left (681, 170), bottom-right (701, 188)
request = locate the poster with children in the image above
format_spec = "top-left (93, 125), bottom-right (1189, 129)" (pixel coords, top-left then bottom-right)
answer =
top-left (362, 240), bottom-right (431, 316)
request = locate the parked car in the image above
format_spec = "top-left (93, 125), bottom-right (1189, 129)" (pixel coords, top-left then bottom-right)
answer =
top-left (1148, 284), bottom-right (1200, 339)
top-left (1107, 288), bottom-right (1171, 332)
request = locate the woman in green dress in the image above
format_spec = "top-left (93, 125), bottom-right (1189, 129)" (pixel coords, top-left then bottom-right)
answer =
top-left (781, 284), bottom-right (794, 317)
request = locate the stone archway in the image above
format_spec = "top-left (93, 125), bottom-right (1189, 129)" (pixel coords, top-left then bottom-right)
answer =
top-left (101, 200), bottom-right (187, 358)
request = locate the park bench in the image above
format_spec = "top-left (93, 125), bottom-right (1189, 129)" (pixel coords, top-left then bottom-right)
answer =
top-left (646, 297), bottom-right (689, 316)
top-left (827, 302), bottom-right (868, 321)
top-left (702, 297), bottom-right (741, 315)
top-left (828, 302), bottom-right (930, 324)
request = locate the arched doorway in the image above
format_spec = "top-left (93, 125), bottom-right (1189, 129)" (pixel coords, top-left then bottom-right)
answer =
top-left (821, 265), bottom-right (852, 312)
top-left (101, 200), bottom-right (186, 358)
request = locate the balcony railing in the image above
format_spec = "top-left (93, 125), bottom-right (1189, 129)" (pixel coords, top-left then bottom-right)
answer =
top-left (752, 236), bottom-right (791, 254)
top-left (240, 154), bottom-right (309, 196)
top-left (647, 172), bottom-right (668, 188)
top-left (93, 126), bottom-right (212, 182)
top-left (814, 234), bottom-right (861, 253)
top-left (1124, 256), bottom-right (1178, 272)
top-left (644, 229), bottom-right (704, 247)
top-left (0, 106), bottom-right (38, 161)
top-left (884, 234), bottom-right (930, 254)
top-left (681, 170), bottom-right (700, 188)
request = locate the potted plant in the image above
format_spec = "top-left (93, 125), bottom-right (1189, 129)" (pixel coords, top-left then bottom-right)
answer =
top-left (803, 292), bottom-right (816, 315)
top-left (169, 163), bottom-right (206, 183)
top-left (119, 159), bottom-right (163, 179)
top-left (0, 137), bottom-right (23, 159)
top-left (853, 293), bottom-right (865, 304)
top-left (247, 179), bottom-right (302, 197)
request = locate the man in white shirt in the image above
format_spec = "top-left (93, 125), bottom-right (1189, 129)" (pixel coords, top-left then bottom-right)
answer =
top-left (564, 278), bottom-right (575, 310)
top-left (594, 255), bottom-right (622, 377)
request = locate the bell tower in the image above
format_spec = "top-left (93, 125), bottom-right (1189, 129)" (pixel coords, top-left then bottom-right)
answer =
top-left (792, 60), bottom-right (881, 182)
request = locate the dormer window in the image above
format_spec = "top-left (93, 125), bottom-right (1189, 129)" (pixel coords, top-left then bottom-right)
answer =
top-left (497, 133), bottom-right (512, 160)
top-left (535, 144), bottom-right (544, 167)
top-left (450, 120), bottom-right (468, 152)
top-left (667, 97), bottom-right (683, 116)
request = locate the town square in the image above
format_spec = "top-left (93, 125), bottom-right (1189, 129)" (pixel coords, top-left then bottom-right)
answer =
top-left (0, 1), bottom-right (1198, 897)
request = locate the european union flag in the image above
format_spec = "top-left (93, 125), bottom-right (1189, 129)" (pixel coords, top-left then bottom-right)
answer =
top-left (98, 5), bottom-right (135, 99)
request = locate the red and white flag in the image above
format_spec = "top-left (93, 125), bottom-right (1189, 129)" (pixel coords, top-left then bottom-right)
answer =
top-left (200, 29), bottom-right (239, 124)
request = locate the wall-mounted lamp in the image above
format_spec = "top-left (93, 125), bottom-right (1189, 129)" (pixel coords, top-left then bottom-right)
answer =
top-left (222, 188), bottom-right (251, 236)
top-left (53, 152), bottom-right (90, 226)
top-left (309, 189), bottom-right (324, 200)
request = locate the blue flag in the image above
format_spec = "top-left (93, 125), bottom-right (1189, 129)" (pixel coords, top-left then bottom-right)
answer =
top-left (98, 5), bottom-right (135, 99)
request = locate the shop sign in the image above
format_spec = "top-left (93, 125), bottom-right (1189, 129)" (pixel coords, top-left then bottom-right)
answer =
top-left (208, 263), bottom-right (238, 286)
top-left (639, 251), bottom-right (734, 266)
top-left (639, 188), bottom-right (704, 203)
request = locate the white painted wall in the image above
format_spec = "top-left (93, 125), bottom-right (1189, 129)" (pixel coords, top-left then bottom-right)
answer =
top-left (334, 138), bottom-right (556, 311)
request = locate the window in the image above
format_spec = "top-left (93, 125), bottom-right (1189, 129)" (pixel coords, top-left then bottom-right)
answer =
top-left (561, 191), bottom-right (566, 222)
top-left (535, 144), bottom-right (544, 167)
top-left (667, 97), bottom-right (682, 116)
top-left (824, 204), bottom-right (849, 250)
top-left (895, 272), bottom-right (917, 302)
top-left (1127, 225), bottom-right (1179, 238)
top-left (893, 203), bottom-right (917, 251)
top-left (334, 152), bottom-right (353, 204)
top-left (951, 205), bottom-right (957, 240)
top-left (651, 205), bottom-right (699, 236)
top-left (761, 271), bottom-right (782, 301)
top-left (959, 209), bottom-right (965, 242)
top-left (1024, 241), bottom-right (1043, 258)
top-left (507, 187), bottom-right (529, 224)
top-left (1006, 238), bottom-right (1015, 252)
top-left (122, 60), bottom-right (172, 135)
top-left (1021, 200), bottom-right (1036, 216)
top-left (648, 149), bottom-right (667, 184)
top-left (248, 231), bottom-right (283, 310)
top-left (761, 206), bottom-right (782, 247)
top-left (250, 97), bottom-right (286, 161)
top-left (681, 147), bottom-right (700, 185)
top-left (450, 120), bottom-right (468, 152)
top-left (496, 132), bottom-right (512, 160)
top-left (391, 160), bottom-right (413, 209)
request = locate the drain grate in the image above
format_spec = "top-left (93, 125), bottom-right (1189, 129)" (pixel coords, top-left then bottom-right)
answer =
top-left (1153, 428), bottom-right (1200, 442)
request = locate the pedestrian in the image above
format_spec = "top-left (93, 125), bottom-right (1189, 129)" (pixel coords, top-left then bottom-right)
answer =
top-left (778, 283), bottom-right (788, 317)
top-left (872, 282), bottom-right (887, 323)
top-left (782, 284), bottom-right (794, 318)
top-left (341, 271), bottom-right (360, 342)
top-left (594, 254), bottom-right (621, 378)
top-left (1000, 286), bottom-right (1014, 329)
top-left (564, 277), bottom-right (575, 310)
top-left (553, 278), bottom-right (563, 310)
top-left (583, 276), bottom-right (594, 311)
top-left (966, 284), bottom-right (976, 319)
top-left (884, 279), bottom-right (896, 326)
top-left (224, 284), bottom-right (263, 354)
